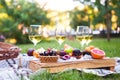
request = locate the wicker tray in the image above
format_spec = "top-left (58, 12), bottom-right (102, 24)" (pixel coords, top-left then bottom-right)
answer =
top-left (0, 42), bottom-right (21, 60)
top-left (39, 56), bottom-right (59, 63)
top-left (29, 58), bottom-right (115, 73)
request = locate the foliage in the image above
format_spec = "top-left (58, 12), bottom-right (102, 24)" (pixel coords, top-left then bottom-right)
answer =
top-left (70, 0), bottom-right (120, 41)
top-left (9, 0), bottom-right (50, 26)
top-left (82, 0), bottom-right (120, 26)
top-left (69, 9), bottom-right (89, 30)
top-left (70, 0), bottom-right (120, 28)
top-left (0, 0), bottom-right (50, 43)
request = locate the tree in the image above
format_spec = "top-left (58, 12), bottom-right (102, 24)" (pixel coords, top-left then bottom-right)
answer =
top-left (0, 0), bottom-right (50, 43)
top-left (73, 0), bottom-right (120, 41)
top-left (70, 7), bottom-right (93, 30)
top-left (91, 0), bottom-right (120, 41)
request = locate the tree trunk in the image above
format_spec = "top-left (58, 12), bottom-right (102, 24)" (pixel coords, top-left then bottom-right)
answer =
top-left (106, 12), bottom-right (111, 42)
top-left (105, 0), bottom-right (111, 42)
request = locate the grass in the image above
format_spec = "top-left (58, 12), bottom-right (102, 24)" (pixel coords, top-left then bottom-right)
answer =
top-left (17, 38), bottom-right (120, 57)
top-left (29, 69), bottom-right (120, 80)
top-left (17, 38), bottom-right (120, 80)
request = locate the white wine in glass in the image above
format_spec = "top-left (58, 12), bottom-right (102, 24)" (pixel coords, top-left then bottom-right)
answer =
top-left (29, 35), bottom-right (42, 46)
top-left (86, 35), bottom-right (93, 45)
top-left (55, 27), bottom-right (66, 45)
top-left (76, 26), bottom-right (86, 48)
top-left (56, 35), bottom-right (66, 45)
top-left (76, 36), bottom-right (84, 42)
top-left (28, 25), bottom-right (42, 47)
top-left (76, 26), bottom-right (93, 49)
top-left (83, 27), bottom-right (93, 45)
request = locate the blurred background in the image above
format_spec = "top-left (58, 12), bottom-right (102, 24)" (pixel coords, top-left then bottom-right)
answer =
top-left (0, 0), bottom-right (120, 44)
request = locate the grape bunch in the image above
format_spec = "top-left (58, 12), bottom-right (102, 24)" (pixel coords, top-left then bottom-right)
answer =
top-left (40, 49), bottom-right (57, 56)
top-left (27, 48), bottom-right (58, 57)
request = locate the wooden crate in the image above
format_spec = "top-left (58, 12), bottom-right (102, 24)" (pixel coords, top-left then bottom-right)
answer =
top-left (28, 59), bottom-right (115, 73)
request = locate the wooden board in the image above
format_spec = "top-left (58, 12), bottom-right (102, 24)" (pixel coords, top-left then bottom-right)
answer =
top-left (28, 59), bottom-right (115, 73)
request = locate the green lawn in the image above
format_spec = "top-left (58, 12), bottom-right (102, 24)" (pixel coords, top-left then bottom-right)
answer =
top-left (18, 38), bottom-right (120, 57)
top-left (29, 69), bottom-right (120, 80)
top-left (17, 38), bottom-right (120, 80)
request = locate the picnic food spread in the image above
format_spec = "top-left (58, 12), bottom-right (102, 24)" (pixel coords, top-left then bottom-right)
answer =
top-left (27, 44), bottom-right (116, 74)
top-left (27, 44), bottom-right (106, 61)
top-left (27, 44), bottom-right (115, 74)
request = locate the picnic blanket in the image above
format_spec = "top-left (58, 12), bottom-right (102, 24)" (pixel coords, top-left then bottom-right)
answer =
top-left (0, 54), bottom-right (120, 80)
top-left (0, 54), bottom-right (34, 80)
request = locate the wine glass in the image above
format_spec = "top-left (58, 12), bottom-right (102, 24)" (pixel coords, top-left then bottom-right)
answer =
top-left (76, 26), bottom-right (93, 50)
top-left (76, 26), bottom-right (85, 49)
top-left (28, 25), bottom-right (43, 47)
top-left (84, 27), bottom-right (93, 45)
top-left (55, 27), bottom-right (66, 45)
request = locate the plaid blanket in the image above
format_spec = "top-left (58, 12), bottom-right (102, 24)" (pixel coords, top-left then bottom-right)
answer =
top-left (0, 54), bottom-right (120, 80)
top-left (0, 54), bottom-right (35, 80)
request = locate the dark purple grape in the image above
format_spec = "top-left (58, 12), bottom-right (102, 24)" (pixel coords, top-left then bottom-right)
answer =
top-left (44, 51), bottom-right (49, 56)
top-left (59, 50), bottom-right (67, 56)
top-left (49, 50), bottom-right (54, 56)
top-left (27, 48), bottom-right (34, 56)
top-left (82, 51), bottom-right (91, 56)
top-left (39, 53), bottom-right (44, 56)
top-left (52, 51), bottom-right (57, 56)
top-left (72, 49), bottom-right (81, 56)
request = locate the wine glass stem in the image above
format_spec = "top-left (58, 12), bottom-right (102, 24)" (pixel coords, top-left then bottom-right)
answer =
top-left (80, 42), bottom-right (84, 51)
top-left (58, 40), bottom-right (63, 46)
top-left (59, 42), bottom-right (62, 45)
top-left (33, 43), bottom-right (37, 49)
top-left (80, 41), bottom-right (86, 51)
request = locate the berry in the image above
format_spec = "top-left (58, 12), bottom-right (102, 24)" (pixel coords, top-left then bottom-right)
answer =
top-left (52, 51), bottom-right (57, 56)
top-left (44, 51), bottom-right (49, 56)
top-left (72, 49), bottom-right (81, 56)
top-left (39, 53), bottom-right (44, 56)
top-left (49, 50), bottom-right (54, 56)
top-left (82, 51), bottom-right (91, 56)
top-left (59, 50), bottom-right (67, 56)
